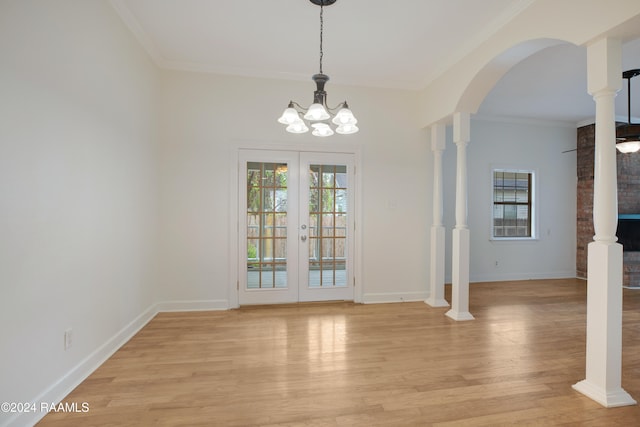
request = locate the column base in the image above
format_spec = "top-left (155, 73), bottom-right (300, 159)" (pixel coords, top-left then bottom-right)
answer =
top-left (428, 225), bottom-right (446, 308)
top-left (449, 228), bottom-right (472, 321)
top-left (425, 298), bottom-right (449, 308)
top-left (580, 241), bottom-right (632, 406)
top-left (573, 379), bottom-right (637, 408)
top-left (445, 309), bottom-right (474, 321)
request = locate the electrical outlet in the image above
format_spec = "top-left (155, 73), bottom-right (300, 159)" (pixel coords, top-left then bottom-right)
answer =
top-left (64, 328), bottom-right (73, 351)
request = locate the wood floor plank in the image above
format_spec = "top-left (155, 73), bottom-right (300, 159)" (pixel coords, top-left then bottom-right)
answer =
top-left (38, 279), bottom-right (640, 426)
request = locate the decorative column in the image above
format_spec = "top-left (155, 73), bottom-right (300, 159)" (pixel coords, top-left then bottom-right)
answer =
top-left (446, 112), bottom-right (474, 321)
top-left (572, 38), bottom-right (636, 407)
top-left (426, 123), bottom-right (449, 307)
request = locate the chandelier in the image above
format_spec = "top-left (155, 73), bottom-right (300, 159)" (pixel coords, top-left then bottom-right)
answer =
top-left (277, 0), bottom-right (358, 137)
top-left (616, 69), bottom-right (640, 153)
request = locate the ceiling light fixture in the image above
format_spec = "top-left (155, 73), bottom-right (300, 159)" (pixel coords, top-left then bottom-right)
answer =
top-left (616, 69), bottom-right (640, 153)
top-left (278, 0), bottom-right (358, 137)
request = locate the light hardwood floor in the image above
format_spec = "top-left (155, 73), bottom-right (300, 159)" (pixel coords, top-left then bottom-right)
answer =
top-left (39, 279), bottom-right (640, 426)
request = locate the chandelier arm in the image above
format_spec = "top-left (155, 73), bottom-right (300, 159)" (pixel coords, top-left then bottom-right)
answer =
top-left (288, 94), bottom-right (350, 118)
top-left (325, 101), bottom-right (349, 114)
top-left (290, 101), bottom-right (349, 117)
top-left (289, 101), bottom-right (309, 114)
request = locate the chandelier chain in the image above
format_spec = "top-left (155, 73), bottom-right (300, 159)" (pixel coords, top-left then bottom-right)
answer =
top-left (319, 5), bottom-right (324, 74)
top-left (278, 0), bottom-right (359, 136)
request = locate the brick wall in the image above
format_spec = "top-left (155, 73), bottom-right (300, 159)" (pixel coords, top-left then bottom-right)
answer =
top-left (577, 124), bottom-right (640, 287)
top-left (576, 125), bottom-right (595, 279)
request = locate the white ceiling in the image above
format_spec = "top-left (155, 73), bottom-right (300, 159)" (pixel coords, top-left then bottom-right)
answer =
top-left (112, 0), bottom-right (640, 126)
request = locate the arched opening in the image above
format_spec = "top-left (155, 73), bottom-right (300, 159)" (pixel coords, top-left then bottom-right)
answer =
top-left (456, 38), bottom-right (576, 116)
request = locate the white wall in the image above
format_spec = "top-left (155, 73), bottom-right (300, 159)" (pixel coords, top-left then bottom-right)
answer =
top-left (156, 70), bottom-right (431, 305)
top-left (443, 119), bottom-right (577, 283)
top-left (0, 1), bottom-right (158, 425)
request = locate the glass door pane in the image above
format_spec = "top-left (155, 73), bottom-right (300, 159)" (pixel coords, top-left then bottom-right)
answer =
top-left (239, 150), bottom-right (299, 305)
top-left (246, 162), bottom-right (288, 289)
top-left (299, 152), bottom-right (354, 302)
top-left (308, 164), bottom-right (348, 288)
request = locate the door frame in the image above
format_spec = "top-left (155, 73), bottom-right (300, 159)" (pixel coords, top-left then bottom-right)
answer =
top-left (228, 140), bottom-right (363, 308)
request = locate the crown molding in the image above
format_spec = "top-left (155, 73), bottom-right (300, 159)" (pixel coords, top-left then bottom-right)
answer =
top-left (577, 114), bottom-right (640, 128)
top-left (472, 113), bottom-right (578, 128)
top-left (109, 0), bottom-right (166, 66)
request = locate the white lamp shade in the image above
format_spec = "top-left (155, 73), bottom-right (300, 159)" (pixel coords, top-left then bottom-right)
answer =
top-left (616, 140), bottom-right (640, 153)
top-left (286, 119), bottom-right (309, 134)
top-left (332, 107), bottom-right (357, 125)
top-left (336, 123), bottom-right (359, 135)
top-left (278, 107), bottom-right (300, 125)
top-left (311, 122), bottom-right (334, 137)
top-left (304, 103), bottom-right (330, 121)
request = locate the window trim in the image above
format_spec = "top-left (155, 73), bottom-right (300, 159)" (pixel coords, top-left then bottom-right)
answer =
top-left (490, 167), bottom-right (537, 241)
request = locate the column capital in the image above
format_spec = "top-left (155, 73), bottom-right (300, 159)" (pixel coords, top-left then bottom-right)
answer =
top-left (431, 122), bottom-right (446, 151)
top-left (453, 112), bottom-right (470, 144)
top-left (454, 139), bottom-right (469, 148)
top-left (592, 89), bottom-right (619, 101)
top-left (587, 38), bottom-right (622, 95)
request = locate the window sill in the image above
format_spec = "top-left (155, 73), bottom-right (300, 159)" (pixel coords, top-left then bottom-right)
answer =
top-left (490, 237), bottom-right (539, 242)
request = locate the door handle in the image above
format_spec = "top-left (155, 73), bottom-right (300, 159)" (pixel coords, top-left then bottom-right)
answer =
top-left (301, 235), bottom-right (307, 242)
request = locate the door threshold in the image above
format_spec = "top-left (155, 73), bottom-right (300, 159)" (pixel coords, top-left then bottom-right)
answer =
top-left (238, 300), bottom-right (356, 310)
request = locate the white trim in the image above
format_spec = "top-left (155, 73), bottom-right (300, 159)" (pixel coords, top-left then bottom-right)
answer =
top-left (573, 379), bottom-right (637, 408)
top-left (469, 271), bottom-right (576, 283)
top-left (111, 0), bottom-right (534, 91)
top-left (490, 166), bottom-right (538, 240)
top-left (489, 237), bottom-right (539, 242)
top-left (5, 304), bottom-right (157, 427)
top-left (228, 147), bottom-right (240, 309)
top-left (353, 152), bottom-right (363, 303)
top-left (362, 291), bottom-right (429, 304)
top-left (5, 299), bottom-right (232, 427)
top-left (160, 60), bottom-right (417, 90)
top-left (229, 139), bottom-right (363, 306)
top-left (576, 115), bottom-right (640, 129)
top-left (155, 300), bottom-right (229, 312)
top-left (229, 138), bottom-right (362, 155)
top-left (473, 113), bottom-right (578, 128)
top-left (445, 310), bottom-right (475, 321)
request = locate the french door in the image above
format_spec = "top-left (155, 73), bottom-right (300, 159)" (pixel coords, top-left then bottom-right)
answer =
top-left (238, 150), bottom-right (355, 304)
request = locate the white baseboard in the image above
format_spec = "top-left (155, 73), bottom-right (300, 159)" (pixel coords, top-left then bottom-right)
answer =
top-left (465, 271), bottom-right (577, 283)
top-left (362, 291), bottom-right (429, 304)
top-left (6, 304), bottom-right (157, 427)
top-left (5, 299), bottom-right (229, 427)
top-left (155, 299), bottom-right (229, 312)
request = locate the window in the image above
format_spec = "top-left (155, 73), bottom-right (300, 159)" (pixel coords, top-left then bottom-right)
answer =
top-left (492, 169), bottom-right (535, 239)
